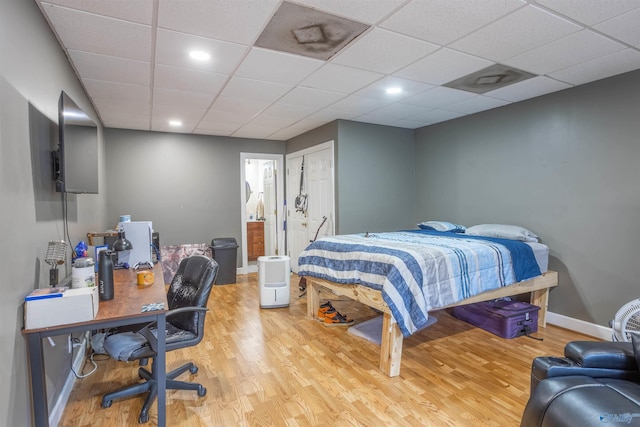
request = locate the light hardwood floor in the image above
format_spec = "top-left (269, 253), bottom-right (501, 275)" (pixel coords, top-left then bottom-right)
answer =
top-left (60, 273), bottom-right (594, 426)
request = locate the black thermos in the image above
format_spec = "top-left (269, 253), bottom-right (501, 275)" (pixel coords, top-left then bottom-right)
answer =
top-left (98, 250), bottom-right (114, 301)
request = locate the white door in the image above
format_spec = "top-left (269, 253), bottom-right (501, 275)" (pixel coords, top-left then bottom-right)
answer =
top-left (286, 142), bottom-right (335, 272)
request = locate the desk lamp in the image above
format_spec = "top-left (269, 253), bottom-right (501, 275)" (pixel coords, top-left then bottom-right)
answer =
top-left (112, 228), bottom-right (133, 268)
top-left (45, 240), bottom-right (67, 286)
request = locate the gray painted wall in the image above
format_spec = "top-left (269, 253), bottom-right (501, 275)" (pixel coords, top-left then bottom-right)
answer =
top-left (414, 69), bottom-right (640, 327)
top-left (286, 120), bottom-right (415, 234)
top-left (1, 0), bottom-right (107, 425)
top-left (104, 128), bottom-right (285, 266)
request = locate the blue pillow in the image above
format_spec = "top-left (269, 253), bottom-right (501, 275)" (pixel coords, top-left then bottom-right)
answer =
top-left (417, 221), bottom-right (466, 233)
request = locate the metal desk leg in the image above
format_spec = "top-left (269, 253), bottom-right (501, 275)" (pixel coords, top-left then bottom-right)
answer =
top-left (156, 313), bottom-right (166, 427)
top-left (27, 332), bottom-right (49, 427)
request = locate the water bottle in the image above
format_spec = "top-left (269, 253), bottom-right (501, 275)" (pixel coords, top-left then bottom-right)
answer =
top-left (98, 250), bottom-right (114, 301)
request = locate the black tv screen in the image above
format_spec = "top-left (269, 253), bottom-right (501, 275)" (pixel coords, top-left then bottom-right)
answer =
top-left (54, 91), bottom-right (98, 194)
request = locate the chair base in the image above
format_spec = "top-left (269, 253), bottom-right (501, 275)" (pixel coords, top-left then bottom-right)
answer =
top-left (102, 359), bottom-right (206, 424)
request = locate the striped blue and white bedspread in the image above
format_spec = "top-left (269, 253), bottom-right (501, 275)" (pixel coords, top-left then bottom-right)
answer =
top-left (298, 230), bottom-right (541, 337)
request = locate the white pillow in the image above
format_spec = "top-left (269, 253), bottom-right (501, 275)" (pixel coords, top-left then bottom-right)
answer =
top-left (465, 224), bottom-right (539, 242)
top-left (417, 221), bottom-right (466, 233)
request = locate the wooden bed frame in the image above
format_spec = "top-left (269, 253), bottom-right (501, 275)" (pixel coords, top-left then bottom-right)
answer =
top-left (306, 271), bottom-right (558, 377)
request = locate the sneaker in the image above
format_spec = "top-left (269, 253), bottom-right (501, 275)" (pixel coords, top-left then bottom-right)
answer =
top-left (317, 301), bottom-right (334, 321)
top-left (323, 310), bottom-right (354, 326)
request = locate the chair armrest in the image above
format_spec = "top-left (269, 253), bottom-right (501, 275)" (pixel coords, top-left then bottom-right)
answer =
top-left (137, 307), bottom-right (209, 352)
top-left (565, 341), bottom-right (636, 371)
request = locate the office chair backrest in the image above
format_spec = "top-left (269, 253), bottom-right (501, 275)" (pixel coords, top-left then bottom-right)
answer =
top-left (166, 255), bottom-right (218, 335)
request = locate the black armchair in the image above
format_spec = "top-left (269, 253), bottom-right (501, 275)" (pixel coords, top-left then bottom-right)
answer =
top-left (101, 255), bottom-right (218, 424)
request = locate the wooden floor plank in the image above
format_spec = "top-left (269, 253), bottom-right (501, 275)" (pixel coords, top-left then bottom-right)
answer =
top-left (59, 273), bottom-right (594, 426)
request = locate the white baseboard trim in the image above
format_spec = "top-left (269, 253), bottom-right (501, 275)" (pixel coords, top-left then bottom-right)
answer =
top-left (546, 311), bottom-right (612, 341)
top-left (49, 334), bottom-right (88, 426)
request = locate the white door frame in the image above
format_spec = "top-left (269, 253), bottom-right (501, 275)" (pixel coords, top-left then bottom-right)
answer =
top-left (286, 140), bottom-right (336, 271)
top-left (240, 152), bottom-right (285, 274)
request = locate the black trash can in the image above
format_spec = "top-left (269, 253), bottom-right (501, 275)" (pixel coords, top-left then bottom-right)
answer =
top-left (210, 238), bottom-right (238, 284)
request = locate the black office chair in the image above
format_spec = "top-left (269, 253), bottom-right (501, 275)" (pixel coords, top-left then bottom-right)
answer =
top-left (101, 255), bottom-right (218, 424)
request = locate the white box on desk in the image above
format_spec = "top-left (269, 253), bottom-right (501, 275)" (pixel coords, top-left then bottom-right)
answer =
top-left (24, 286), bottom-right (99, 329)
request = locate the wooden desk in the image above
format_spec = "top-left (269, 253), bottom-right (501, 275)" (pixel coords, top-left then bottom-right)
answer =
top-left (23, 263), bottom-right (168, 427)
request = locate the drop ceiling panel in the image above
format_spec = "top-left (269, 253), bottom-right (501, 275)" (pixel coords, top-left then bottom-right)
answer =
top-left (234, 48), bottom-right (324, 85)
top-left (443, 95), bottom-right (511, 115)
top-left (328, 95), bottom-right (391, 116)
top-left (549, 48), bottom-right (640, 85)
top-left (292, 0), bottom-right (406, 24)
top-left (401, 86), bottom-right (477, 109)
top-left (486, 76), bottom-right (571, 101)
top-left (593, 8), bottom-right (640, 47)
top-left (330, 28), bottom-right (440, 74)
top-left (82, 79), bottom-right (150, 103)
top-left (278, 87), bottom-right (346, 109)
top-left (301, 63), bottom-right (384, 93)
top-left (154, 65), bottom-right (228, 94)
top-left (41, 0), bottom-right (154, 24)
top-left (354, 76), bottom-right (433, 101)
top-left (219, 77), bottom-right (292, 104)
top-left (155, 29), bottom-right (248, 74)
top-left (93, 98), bottom-right (150, 129)
top-left (157, 0), bottom-right (279, 45)
top-left (451, 5), bottom-right (581, 62)
top-left (419, 109), bottom-right (466, 125)
top-left (68, 50), bottom-right (150, 86)
top-left (39, 3), bottom-right (151, 61)
top-left (396, 48), bottom-right (494, 85)
top-left (535, 0), bottom-right (640, 26)
top-left (380, 0), bottom-right (526, 45)
top-left (504, 30), bottom-right (627, 75)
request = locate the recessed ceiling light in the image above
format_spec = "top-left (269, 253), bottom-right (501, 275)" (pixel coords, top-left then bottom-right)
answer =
top-left (386, 87), bottom-right (402, 95)
top-left (168, 120), bottom-right (182, 127)
top-left (189, 50), bottom-right (210, 61)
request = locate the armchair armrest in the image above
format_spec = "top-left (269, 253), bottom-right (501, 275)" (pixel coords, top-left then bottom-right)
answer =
top-left (137, 307), bottom-right (209, 353)
top-left (564, 341), bottom-right (636, 371)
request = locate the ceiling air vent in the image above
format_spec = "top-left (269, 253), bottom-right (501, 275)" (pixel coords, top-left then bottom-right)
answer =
top-left (254, 1), bottom-right (370, 61)
top-left (444, 64), bottom-right (536, 94)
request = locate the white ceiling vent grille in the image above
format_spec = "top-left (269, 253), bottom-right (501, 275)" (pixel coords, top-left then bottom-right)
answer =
top-left (444, 64), bottom-right (537, 94)
top-left (254, 1), bottom-right (370, 61)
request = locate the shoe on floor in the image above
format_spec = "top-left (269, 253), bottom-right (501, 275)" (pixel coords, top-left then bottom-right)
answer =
top-left (317, 301), bottom-right (334, 321)
top-left (323, 309), bottom-right (354, 326)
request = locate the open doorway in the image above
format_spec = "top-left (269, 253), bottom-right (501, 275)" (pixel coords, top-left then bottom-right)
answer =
top-left (240, 153), bottom-right (284, 273)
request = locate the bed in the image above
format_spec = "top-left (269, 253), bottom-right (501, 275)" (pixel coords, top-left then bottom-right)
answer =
top-left (298, 229), bottom-right (558, 377)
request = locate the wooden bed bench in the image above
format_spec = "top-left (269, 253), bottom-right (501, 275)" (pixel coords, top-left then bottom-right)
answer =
top-left (306, 271), bottom-right (558, 377)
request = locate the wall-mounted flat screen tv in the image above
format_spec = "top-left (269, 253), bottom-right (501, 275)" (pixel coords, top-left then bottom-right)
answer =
top-left (53, 91), bottom-right (99, 194)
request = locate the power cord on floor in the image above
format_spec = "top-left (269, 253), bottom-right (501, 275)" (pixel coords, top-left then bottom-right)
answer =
top-left (69, 337), bottom-right (109, 379)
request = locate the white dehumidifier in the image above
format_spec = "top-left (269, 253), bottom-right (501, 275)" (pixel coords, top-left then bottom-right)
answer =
top-left (258, 256), bottom-right (290, 308)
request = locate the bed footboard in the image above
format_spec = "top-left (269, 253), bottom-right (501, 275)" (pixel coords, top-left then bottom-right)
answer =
top-left (306, 271), bottom-right (558, 377)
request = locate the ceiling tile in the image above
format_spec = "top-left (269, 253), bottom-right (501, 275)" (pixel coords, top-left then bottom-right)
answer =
top-left (39, 3), bottom-right (152, 61)
top-left (593, 8), bottom-right (640, 47)
top-left (328, 95), bottom-right (391, 116)
top-left (197, 108), bottom-right (247, 132)
top-left (380, 0), bottom-right (525, 45)
top-left (208, 96), bottom-right (269, 118)
top-left (252, 103), bottom-right (317, 126)
top-left (219, 77), bottom-right (292, 104)
top-left (292, 0), bottom-right (406, 24)
top-left (365, 102), bottom-right (434, 121)
top-left (354, 76), bottom-right (434, 100)
top-left (154, 64), bottom-right (228, 94)
top-left (419, 109), bottom-right (467, 125)
top-left (234, 48), bottom-right (324, 85)
top-left (331, 28), bottom-right (440, 74)
top-left (278, 87), bottom-right (347, 109)
top-left (401, 86), bottom-right (477, 108)
top-left (504, 29), bottom-right (627, 75)
top-left (549, 48), bottom-right (640, 85)
top-left (93, 98), bottom-right (150, 129)
top-left (68, 50), bottom-right (150, 86)
top-left (157, 0), bottom-right (279, 45)
top-left (534, 0), bottom-right (640, 26)
top-left (82, 79), bottom-right (150, 103)
top-left (395, 48), bottom-right (494, 85)
top-left (450, 4), bottom-right (581, 62)
top-left (301, 63), bottom-right (384, 93)
top-left (443, 95), bottom-right (511, 114)
top-left (40, 0), bottom-right (153, 24)
top-left (155, 29), bottom-right (248, 74)
top-left (486, 76), bottom-right (572, 101)
top-left (153, 88), bottom-right (213, 113)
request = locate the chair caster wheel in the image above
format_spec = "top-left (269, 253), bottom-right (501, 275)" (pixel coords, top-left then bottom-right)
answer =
top-left (138, 413), bottom-right (149, 424)
top-left (190, 365), bottom-right (198, 374)
top-left (197, 386), bottom-right (207, 397)
top-left (101, 399), bottom-right (112, 408)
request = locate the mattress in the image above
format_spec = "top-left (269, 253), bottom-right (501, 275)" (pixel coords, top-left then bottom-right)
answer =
top-left (526, 242), bottom-right (549, 273)
top-left (299, 230), bottom-right (545, 337)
